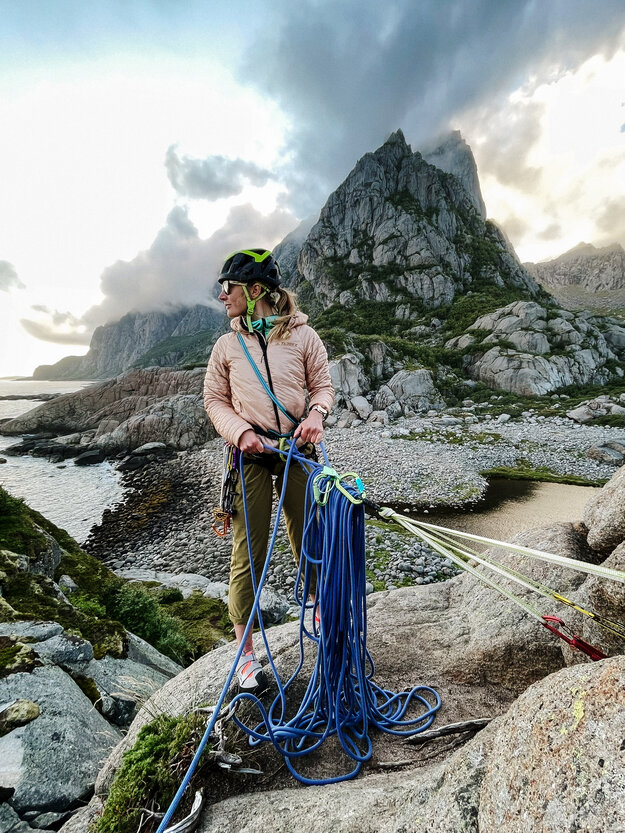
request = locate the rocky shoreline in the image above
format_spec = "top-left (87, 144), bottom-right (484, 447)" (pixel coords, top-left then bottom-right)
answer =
top-left (82, 411), bottom-right (624, 602)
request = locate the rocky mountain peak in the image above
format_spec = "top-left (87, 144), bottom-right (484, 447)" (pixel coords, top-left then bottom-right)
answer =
top-left (421, 130), bottom-right (487, 219)
top-left (288, 129), bottom-right (539, 316)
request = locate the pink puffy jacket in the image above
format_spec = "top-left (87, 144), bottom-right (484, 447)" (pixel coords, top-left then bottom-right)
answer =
top-left (203, 313), bottom-right (335, 447)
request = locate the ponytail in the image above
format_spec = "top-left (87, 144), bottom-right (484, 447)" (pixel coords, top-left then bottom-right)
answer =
top-left (266, 287), bottom-right (300, 342)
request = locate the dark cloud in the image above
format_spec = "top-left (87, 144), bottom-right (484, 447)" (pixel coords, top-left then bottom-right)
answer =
top-left (238, 0), bottom-right (625, 214)
top-left (165, 145), bottom-right (275, 200)
top-left (0, 260), bottom-right (24, 292)
top-left (22, 204), bottom-right (297, 342)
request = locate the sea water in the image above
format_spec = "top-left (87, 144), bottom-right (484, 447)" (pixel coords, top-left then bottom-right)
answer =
top-left (0, 379), bottom-right (126, 543)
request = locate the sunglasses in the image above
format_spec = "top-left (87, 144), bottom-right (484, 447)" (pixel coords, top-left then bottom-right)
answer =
top-left (220, 280), bottom-right (246, 294)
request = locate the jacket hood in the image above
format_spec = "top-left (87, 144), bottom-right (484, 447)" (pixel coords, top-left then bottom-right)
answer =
top-left (230, 311), bottom-right (309, 333)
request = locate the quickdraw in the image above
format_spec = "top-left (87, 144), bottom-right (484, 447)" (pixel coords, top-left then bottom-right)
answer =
top-left (541, 616), bottom-right (608, 662)
top-left (211, 444), bottom-right (240, 538)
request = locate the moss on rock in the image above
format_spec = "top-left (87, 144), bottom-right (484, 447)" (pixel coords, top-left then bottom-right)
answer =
top-left (92, 711), bottom-right (212, 833)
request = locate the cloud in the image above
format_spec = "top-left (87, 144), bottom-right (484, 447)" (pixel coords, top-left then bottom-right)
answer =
top-left (462, 99), bottom-right (546, 192)
top-left (20, 308), bottom-right (90, 345)
top-left (165, 145), bottom-right (276, 200)
top-left (22, 204), bottom-right (298, 343)
top-left (238, 0), bottom-right (625, 215)
top-left (537, 222), bottom-right (563, 242)
top-left (595, 195), bottom-right (625, 245)
top-left (0, 260), bottom-right (25, 291)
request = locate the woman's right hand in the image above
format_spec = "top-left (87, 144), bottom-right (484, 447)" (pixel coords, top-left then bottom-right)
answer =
top-left (238, 429), bottom-right (265, 454)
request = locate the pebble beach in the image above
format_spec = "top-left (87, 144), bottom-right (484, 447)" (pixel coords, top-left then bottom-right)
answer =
top-left (83, 411), bottom-right (623, 599)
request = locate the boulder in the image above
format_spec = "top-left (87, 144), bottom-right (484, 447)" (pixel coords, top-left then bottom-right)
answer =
top-left (0, 666), bottom-right (121, 815)
top-left (116, 569), bottom-right (229, 600)
top-left (94, 523), bottom-right (594, 799)
top-left (0, 368), bottom-right (211, 453)
top-left (569, 543), bottom-right (625, 659)
top-left (567, 405), bottom-right (596, 424)
top-left (447, 301), bottom-right (625, 396)
top-left (191, 658), bottom-right (625, 833)
top-left (95, 395), bottom-right (212, 453)
top-left (585, 445), bottom-right (624, 465)
top-left (386, 369), bottom-right (445, 413)
top-left (328, 354), bottom-right (367, 402)
top-left (478, 657), bottom-right (625, 832)
top-left (73, 450), bottom-right (105, 466)
top-left (584, 465), bottom-right (625, 551)
top-left (350, 395), bottom-right (372, 419)
top-left (131, 441), bottom-right (168, 456)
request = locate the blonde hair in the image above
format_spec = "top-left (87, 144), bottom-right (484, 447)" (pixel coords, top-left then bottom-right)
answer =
top-left (266, 287), bottom-right (300, 342)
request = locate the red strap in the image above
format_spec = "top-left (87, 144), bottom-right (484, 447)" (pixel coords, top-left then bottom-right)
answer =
top-left (542, 616), bottom-right (607, 662)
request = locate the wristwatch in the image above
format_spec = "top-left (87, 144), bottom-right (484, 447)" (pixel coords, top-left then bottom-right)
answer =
top-left (310, 404), bottom-right (329, 419)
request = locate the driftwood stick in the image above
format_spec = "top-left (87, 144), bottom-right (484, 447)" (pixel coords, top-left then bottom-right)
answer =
top-left (405, 717), bottom-right (492, 745)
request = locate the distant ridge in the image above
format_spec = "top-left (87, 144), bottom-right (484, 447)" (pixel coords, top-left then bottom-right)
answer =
top-left (525, 242), bottom-right (625, 291)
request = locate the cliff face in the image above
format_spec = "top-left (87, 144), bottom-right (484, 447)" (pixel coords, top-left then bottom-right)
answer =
top-left (33, 304), bottom-right (224, 381)
top-left (421, 129), bottom-right (487, 219)
top-left (282, 129), bottom-right (539, 314)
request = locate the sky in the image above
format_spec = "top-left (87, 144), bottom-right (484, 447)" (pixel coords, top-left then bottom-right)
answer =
top-left (1, 0), bottom-right (625, 377)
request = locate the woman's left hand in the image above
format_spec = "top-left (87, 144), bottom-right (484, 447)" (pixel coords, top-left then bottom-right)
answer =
top-left (294, 410), bottom-right (324, 444)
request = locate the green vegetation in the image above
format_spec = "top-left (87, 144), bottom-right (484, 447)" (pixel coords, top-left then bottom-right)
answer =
top-left (481, 464), bottom-right (605, 487)
top-left (594, 414), bottom-right (625, 428)
top-left (133, 328), bottom-right (221, 369)
top-left (441, 282), bottom-right (527, 338)
top-left (161, 591), bottom-right (232, 656)
top-left (0, 486), bottom-right (231, 665)
top-left (388, 189), bottom-right (438, 224)
top-left (72, 673), bottom-right (101, 705)
top-left (92, 712), bottom-right (212, 833)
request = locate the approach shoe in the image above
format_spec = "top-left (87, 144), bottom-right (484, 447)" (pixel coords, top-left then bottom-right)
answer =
top-left (236, 650), bottom-right (267, 692)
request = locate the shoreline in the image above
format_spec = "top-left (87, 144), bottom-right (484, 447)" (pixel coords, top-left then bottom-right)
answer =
top-left (80, 413), bottom-right (622, 598)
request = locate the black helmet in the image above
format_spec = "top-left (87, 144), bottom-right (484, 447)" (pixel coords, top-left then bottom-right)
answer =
top-left (219, 248), bottom-right (281, 289)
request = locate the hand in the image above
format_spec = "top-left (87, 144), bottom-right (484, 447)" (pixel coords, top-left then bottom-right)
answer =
top-left (237, 429), bottom-right (265, 454)
top-left (294, 410), bottom-right (324, 444)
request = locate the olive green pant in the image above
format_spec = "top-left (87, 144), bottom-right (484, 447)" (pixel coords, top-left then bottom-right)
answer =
top-left (228, 449), bottom-right (315, 626)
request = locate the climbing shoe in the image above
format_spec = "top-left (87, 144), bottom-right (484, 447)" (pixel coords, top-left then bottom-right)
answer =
top-left (236, 650), bottom-right (267, 692)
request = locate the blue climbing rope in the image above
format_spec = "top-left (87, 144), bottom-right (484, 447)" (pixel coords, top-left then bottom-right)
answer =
top-left (155, 442), bottom-right (440, 830)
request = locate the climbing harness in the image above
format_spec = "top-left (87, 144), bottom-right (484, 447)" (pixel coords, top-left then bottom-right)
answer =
top-left (155, 443), bottom-right (440, 832)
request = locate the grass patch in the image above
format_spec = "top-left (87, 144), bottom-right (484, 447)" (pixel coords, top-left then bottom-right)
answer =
top-left (593, 414), bottom-right (625, 428)
top-left (159, 591), bottom-right (232, 658)
top-left (482, 465), bottom-right (604, 487)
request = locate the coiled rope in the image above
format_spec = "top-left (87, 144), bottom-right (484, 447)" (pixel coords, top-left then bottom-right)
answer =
top-left (155, 442), bottom-right (440, 831)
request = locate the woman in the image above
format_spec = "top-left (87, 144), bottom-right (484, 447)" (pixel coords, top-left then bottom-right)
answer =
top-left (203, 248), bottom-right (334, 691)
